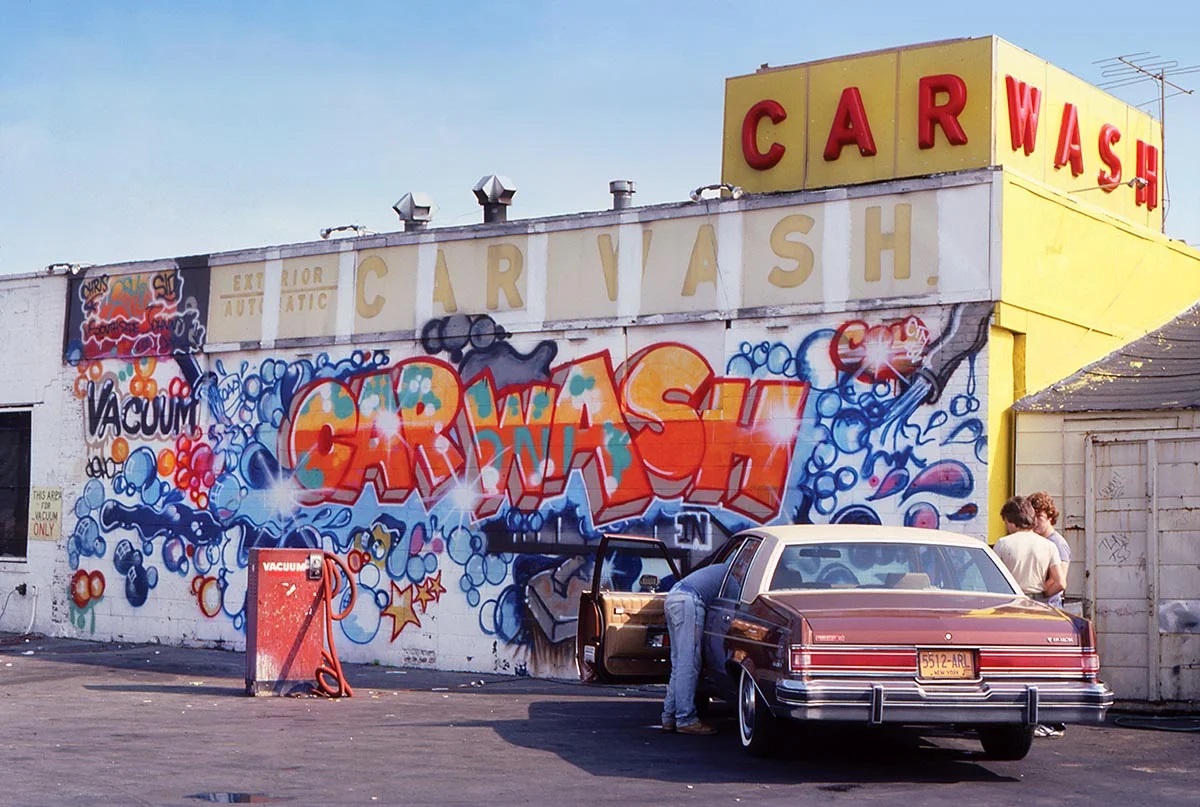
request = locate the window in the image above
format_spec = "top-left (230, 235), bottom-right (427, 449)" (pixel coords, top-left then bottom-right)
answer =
top-left (769, 541), bottom-right (1016, 594)
top-left (0, 411), bottom-right (32, 559)
top-left (596, 537), bottom-right (680, 594)
top-left (719, 537), bottom-right (761, 601)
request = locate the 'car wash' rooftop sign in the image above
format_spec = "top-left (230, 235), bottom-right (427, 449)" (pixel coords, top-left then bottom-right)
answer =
top-left (722, 36), bottom-right (1163, 232)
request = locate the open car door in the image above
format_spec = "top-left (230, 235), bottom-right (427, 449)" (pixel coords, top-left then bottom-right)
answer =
top-left (577, 534), bottom-right (682, 684)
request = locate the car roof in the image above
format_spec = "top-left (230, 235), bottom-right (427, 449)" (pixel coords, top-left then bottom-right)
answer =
top-left (740, 524), bottom-right (988, 548)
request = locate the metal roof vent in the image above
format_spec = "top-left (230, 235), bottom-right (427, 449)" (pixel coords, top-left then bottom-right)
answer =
top-left (392, 192), bottom-right (435, 231)
top-left (609, 179), bottom-right (636, 210)
top-left (473, 174), bottom-right (516, 223)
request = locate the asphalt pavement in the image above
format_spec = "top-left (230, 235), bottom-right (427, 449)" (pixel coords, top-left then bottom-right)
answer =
top-left (2, 631), bottom-right (1198, 807)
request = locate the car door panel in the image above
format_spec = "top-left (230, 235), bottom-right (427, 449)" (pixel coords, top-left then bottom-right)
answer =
top-left (577, 534), bottom-right (681, 684)
top-left (597, 592), bottom-right (670, 677)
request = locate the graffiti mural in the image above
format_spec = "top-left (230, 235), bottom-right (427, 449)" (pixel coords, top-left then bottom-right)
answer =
top-left (64, 304), bottom-right (991, 679)
top-left (63, 259), bottom-right (210, 361)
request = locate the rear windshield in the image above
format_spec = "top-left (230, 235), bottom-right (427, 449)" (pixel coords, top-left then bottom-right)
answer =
top-left (768, 541), bottom-right (1015, 595)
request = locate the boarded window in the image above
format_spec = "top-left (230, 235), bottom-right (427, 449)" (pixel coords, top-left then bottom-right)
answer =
top-left (0, 411), bottom-right (32, 559)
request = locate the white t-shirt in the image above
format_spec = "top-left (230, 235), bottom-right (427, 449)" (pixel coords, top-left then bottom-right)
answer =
top-left (993, 530), bottom-right (1060, 597)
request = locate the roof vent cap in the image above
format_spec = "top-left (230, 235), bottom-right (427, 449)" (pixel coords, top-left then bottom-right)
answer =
top-left (473, 174), bottom-right (517, 223)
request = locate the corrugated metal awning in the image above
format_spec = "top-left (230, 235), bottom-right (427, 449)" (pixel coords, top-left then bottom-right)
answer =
top-left (1014, 301), bottom-right (1200, 412)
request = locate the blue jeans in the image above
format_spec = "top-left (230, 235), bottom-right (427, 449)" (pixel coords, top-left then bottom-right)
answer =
top-left (662, 589), bottom-right (705, 727)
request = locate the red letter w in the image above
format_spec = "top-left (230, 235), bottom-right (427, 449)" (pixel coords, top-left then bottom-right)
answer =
top-left (1005, 75), bottom-right (1041, 156)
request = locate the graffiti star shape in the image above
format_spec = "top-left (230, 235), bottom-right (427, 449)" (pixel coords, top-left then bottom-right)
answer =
top-left (414, 570), bottom-right (446, 613)
top-left (384, 582), bottom-right (421, 641)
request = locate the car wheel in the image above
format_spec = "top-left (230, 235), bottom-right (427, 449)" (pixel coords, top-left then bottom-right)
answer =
top-left (737, 667), bottom-right (776, 757)
top-left (978, 725), bottom-right (1035, 760)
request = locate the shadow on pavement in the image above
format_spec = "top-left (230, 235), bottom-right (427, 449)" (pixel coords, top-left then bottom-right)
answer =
top-left (0, 632), bottom-right (606, 697)
top-left (84, 682), bottom-right (246, 697)
top-left (472, 696), bottom-right (1020, 785)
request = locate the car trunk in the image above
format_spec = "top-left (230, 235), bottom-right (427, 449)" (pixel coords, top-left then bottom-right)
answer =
top-left (763, 591), bottom-right (1081, 647)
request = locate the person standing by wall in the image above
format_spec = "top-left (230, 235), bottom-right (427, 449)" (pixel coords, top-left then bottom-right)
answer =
top-left (994, 495), bottom-right (1069, 740)
top-left (993, 495), bottom-right (1065, 602)
top-left (1028, 491), bottom-right (1070, 609)
top-left (1027, 490), bottom-right (1071, 738)
top-left (661, 561), bottom-right (729, 735)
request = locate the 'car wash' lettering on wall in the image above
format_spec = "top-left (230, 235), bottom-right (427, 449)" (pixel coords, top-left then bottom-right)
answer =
top-left (282, 344), bottom-right (808, 524)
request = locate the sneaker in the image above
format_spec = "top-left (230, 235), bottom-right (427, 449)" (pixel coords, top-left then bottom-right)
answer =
top-left (1034, 724), bottom-right (1065, 738)
top-left (660, 720), bottom-right (676, 733)
top-left (676, 721), bottom-right (717, 736)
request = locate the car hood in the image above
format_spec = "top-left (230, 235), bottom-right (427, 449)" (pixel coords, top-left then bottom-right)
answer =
top-left (758, 591), bottom-right (1081, 646)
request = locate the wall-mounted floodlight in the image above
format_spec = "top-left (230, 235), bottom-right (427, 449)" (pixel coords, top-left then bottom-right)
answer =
top-left (689, 182), bottom-right (744, 202)
top-left (319, 224), bottom-right (375, 239)
top-left (1069, 176), bottom-right (1149, 193)
top-left (46, 262), bottom-right (94, 276)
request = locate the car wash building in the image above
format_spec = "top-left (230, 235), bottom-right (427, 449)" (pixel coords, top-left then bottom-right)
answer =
top-left (1, 36), bottom-right (1198, 694)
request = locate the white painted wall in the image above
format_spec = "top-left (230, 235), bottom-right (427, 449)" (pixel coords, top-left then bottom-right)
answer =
top-left (0, 273), bottom-right (70, 636)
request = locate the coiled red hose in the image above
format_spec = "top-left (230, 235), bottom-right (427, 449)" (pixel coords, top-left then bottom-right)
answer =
top-left (314, 552), bottom-right (356, 698)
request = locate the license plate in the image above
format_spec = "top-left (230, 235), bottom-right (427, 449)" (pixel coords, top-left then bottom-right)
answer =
top-left (918, 648), bottom-right (975, 680)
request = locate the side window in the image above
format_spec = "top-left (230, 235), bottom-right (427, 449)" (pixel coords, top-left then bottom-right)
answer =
top-left (596, 538), bottom-right (678, 593)
top-left (719, 538), bottom-right (761, 601)
top-left (0, 411), bottom-right (31, 560)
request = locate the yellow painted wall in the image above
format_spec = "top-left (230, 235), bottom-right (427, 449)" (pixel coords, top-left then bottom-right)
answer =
top-left (990, 173), bottom-right (1200, 535)
top-left (1000, 173), bottom-right (1200, 389)
top-left (986, 325), bottom-right (1016, 541)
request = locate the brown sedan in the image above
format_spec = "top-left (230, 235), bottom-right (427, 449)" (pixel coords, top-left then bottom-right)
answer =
top-left (577, 525), bottom-right (1113, 760)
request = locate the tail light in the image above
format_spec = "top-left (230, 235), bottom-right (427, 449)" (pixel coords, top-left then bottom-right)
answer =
top-left (1081, 650), bottom-right (1100, 681)
top-left (1076, 617), bottom-right (1101, 681)
top-left (789, 618), bottom-right (813, 674)
top-left (789, 645), bottom-right (810, 673)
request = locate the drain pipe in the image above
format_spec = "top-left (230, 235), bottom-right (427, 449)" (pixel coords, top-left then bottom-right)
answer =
top-left (23, 585), bottom-right (37, 635)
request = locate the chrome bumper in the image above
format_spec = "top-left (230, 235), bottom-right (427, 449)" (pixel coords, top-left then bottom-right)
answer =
top-left (773, 677), bottom-right (1114, 725)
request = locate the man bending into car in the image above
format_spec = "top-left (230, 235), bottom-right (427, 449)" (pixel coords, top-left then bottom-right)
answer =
top-left (661, 561), bottom-right (729, 735)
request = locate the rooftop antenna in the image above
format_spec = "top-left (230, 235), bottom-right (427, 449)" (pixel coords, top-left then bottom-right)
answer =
top-left (1094, 52), bottom-right (1198, 232)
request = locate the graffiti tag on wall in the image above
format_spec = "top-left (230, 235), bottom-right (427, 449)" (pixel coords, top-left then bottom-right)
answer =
top-left (63, 261), bottom-right (211, 361)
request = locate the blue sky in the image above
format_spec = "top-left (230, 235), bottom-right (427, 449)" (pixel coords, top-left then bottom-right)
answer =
top-left (2, 1), bottom-right (1198, 274)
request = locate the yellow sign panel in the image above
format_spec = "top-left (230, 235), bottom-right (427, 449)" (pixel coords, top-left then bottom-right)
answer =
top-left (29, 487), bottom-right (62, 542)
top-left (431, 236), bottom-right (530, 316)
top-left (277, 255), bottom-right (338, 339)
top-left (355, 246), bottom-right (419, 335)
top-left (722, 36), bottom-right (1163, 231)
top-left (993, 39), bottom-right (1162, 230)
top-left (208, 262), bottom-right (266, 343)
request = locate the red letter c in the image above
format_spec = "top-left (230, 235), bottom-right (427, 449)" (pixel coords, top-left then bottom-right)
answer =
top-left (742, 99), bottom-right (787, 171)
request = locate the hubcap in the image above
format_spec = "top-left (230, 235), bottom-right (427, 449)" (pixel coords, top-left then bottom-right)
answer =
top-left (739, 673), bottom-right (755, 742)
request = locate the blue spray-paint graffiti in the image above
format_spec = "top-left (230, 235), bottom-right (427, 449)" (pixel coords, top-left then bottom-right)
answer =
top-left (727, 302), bottom-right (989, 530)
top-left (65, 306), bottom-right (991, 677)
